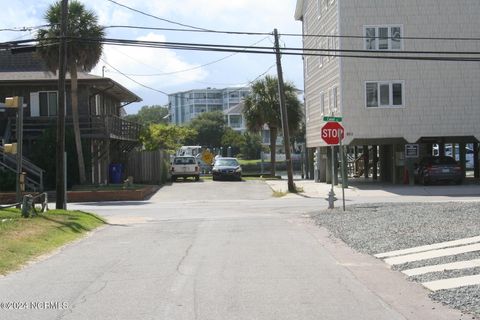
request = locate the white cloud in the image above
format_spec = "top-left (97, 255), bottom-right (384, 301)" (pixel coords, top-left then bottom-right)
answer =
top-left (92, 33), bottom-right (208, 90)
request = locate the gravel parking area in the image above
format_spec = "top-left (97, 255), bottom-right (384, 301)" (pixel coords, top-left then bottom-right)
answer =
top-left (312, 202), bottom-right (480, 317)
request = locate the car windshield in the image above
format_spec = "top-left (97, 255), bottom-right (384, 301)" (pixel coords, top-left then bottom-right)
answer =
top-left (215, 159), bottom-right (239, 167)
top-left (174, 157), bottom-right (196, 165)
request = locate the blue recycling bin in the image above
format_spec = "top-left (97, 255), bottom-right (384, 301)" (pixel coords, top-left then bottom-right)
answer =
top-left (109, 163), bottom-right (123, 184)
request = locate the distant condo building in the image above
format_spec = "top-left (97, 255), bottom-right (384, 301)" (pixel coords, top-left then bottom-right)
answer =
top-left (168, 87), bottom-right (251, 129)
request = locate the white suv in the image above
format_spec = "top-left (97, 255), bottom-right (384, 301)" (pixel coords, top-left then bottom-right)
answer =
top-left (170, 156), bottom-right (200, 182)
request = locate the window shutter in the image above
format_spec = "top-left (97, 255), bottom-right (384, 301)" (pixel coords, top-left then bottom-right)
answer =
top-left (30, 92), bottom-right (39, 117)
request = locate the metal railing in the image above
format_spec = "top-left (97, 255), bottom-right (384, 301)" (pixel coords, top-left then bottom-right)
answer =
top-left (0, 145), bottom-right (44, 192)
top-left (9, 115), bottom-right (141, 141)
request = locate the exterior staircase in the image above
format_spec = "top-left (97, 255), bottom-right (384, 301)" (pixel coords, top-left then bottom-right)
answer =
top-left (0, 144), bottom-right (44, 192)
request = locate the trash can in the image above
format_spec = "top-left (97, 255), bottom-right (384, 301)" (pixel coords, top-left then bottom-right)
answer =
top-left (109, 163), bottom-right (123, 184)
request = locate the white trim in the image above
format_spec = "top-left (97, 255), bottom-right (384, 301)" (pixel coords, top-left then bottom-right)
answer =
top-left (30, 92), bottom-right (39, 117)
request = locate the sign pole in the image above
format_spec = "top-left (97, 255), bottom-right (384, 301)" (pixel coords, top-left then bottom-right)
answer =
top-left (328, 144), bottom-right (335, 209)
top-left (339, 129), bottom-right (345, 211)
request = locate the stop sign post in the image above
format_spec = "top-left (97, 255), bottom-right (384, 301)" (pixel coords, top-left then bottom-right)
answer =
top-left (321, 121), bottom-right (346, 210)
top-left (321, 121), bottom-right (344, 145)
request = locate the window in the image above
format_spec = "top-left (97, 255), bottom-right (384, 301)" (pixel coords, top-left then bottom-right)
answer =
top-left (42, 92), bottom-right (57, 116)
top-left (365, 82), bottom-right (404, 108)
top-left (364, 26), bottom-right (403, 51)
top-left (229, 115), bottom-right (242, 128)
top-left (30, 91), bottom-right (58, 117)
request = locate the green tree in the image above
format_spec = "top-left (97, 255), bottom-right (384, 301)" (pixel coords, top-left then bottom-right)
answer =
top-left (221, 128), bottom-right (246, 156)
top-left (124, 105), bottom-right (169, 126)
top-left (244, 75), bottom-right (303, 176)
top-left (241, 132), bottom-right (263, 160)
top-left (141, 124), bottom-right (197, 152)
top-left (37, 0), bottom-right (104, 184)
top-left (188, 111), bottom-right (226, 147)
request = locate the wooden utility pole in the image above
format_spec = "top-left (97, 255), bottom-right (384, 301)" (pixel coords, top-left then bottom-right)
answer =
top-left (56, 0), bottom-right (68, 209)
top-left (273, 29), bottom-right (295, 193)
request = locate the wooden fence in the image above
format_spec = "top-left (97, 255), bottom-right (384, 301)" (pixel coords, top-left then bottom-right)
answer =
top-left (126, 150), bottom-right (170, 185)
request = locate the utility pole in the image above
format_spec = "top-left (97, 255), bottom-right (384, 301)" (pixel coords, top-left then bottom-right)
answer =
top-left (273, 29), bottom-right (295, 193)
top-left (56, 0), bottom-right (68, 209)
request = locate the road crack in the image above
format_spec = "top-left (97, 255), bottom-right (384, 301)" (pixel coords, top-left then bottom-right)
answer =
top-left (176, 244), bottom-right (193, 275)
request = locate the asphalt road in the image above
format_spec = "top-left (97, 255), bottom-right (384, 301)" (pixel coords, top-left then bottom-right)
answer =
top-left (0, 180), bottom-right (466, 320)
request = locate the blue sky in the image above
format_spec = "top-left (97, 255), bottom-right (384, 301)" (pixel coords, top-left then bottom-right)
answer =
top-left (0, 0), bottom-right (303, 114)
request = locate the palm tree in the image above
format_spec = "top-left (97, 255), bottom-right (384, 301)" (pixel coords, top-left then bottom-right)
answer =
top-left (244, 75), bottom-right (303, 176)
top-left (37, 0), bottom-right (104, 184)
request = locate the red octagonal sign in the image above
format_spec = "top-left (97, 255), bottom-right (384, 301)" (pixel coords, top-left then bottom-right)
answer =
top-left (321, 122), bottom-right (345, 145)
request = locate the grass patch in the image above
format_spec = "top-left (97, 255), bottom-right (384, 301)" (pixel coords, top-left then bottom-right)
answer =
top-left (238, 159), bottom-right (262, 165)
top-left (0, 209), bottom-right (105, 275)
top-left (272, 190), bottom-right (289, 197)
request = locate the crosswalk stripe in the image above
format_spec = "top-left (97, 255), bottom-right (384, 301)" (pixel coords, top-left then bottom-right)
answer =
top-left (384, 243), bottom-right (480, 266)
top-left (422, 274), bottom-right (480, 291)
top-left (374, 235), bottom-right (480, 259)
top-left (403, 259), bottom-right (480, 276)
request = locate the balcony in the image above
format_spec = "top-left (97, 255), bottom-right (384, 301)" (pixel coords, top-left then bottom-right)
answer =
top-left (9, 115), bottom-right (141, 142)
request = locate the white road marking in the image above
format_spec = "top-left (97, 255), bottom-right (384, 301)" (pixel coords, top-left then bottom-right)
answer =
top-left (423, 275), bottom-right (480, 291)
top-left (376, 236), bottom-right (480, 291)
top-left (384, 243), bottom-right (480, 266)
top-left (374, 236), bottom-right (480, 259)
top-left (403, 259), bottom-right (480, 276)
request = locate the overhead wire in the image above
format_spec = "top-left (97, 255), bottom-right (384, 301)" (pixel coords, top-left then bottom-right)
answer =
top-left (110, 36), bottom-right (272, 77)
top-left (100, 58), bottom-right (170, 96)
top-left (106, 0), bottom-right (212, 32)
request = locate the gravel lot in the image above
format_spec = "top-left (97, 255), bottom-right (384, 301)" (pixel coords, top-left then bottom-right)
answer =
top-left (312, 202), bottom-right (480, 317)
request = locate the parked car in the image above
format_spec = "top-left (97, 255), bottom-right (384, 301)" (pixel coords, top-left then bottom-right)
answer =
top-left (433, 144), bottom-right (475, 169)
top-left (170, 156), bottom-right (200, 182)
top-left (212, 157), bottom-right (242, 181)
top-left (414, 156), bottom-right (463, 185)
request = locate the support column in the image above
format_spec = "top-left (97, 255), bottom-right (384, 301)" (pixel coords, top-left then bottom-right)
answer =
top-left (314, 147), bottom-right (321, 182)
top-left (474, 143), bottom-right (479, 179)
top-left (372, 145), bottom-right (378, 180)
top-left (308, 148), bottom-right (315, 181)
top-left (319, 147), bottom-right (327, 182)
top-left (392, 144), bottom-right (397, 185)
top-left (459, 142), bottom-right (466, 178)
top-left (104, 138), bottom-right (110, 184)
top-left (426, 143), bottom-right (433, 156)
top-left (363, 145), bottom-right (369, 179)
top-left (439, 141), bottom-right (445, 156)
top-left (333, 146), bottom-right (339, 185)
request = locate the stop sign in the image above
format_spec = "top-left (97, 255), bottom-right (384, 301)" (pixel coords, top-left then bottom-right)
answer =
top-left (321, 122), bottom-right (345, 145)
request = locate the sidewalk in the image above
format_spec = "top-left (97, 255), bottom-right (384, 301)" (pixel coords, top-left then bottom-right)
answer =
top-left (265, 178), bottom-right (480, 204)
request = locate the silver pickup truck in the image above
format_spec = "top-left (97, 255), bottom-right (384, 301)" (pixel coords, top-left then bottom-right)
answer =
top-left (170, 156), bottom-right (200, 182)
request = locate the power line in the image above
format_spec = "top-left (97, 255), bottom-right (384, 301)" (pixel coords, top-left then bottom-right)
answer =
top-left (105, 0), bottom-right (212, 32)
top-left (84, 37), bottom-right (480, 56)
top-left (104, 24), bottom-right (480, 42)
top-left (75, 37), bottom-right (480, 62)
top-left (100, 58), bottom-right (170, 96)
top-left (104, 25), bottom-right (271, 36)
top-left (110, 36), bottom-right (271, 77)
